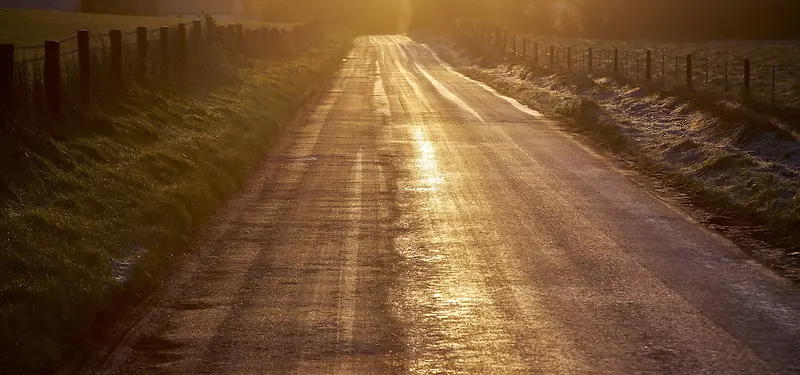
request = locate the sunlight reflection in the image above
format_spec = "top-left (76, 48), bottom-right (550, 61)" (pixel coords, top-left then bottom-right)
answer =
top-left (396, 121), bottom-right (527, 373)
top-left (378, 35), bottom-right (531, 373)
top-left (412, 126), bottom-right (444, 191)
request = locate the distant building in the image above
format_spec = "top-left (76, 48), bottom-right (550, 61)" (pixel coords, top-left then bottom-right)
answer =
top-left (0, 0), bottom-right (79, 12)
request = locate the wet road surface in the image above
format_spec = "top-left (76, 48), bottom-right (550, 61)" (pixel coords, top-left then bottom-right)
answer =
top-left (95, 36), bottom-right (800, 374)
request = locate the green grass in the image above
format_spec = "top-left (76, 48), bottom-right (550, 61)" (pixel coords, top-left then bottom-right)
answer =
top-left (0, 8), bottom-right (292, 45)
top-left (0, 28), bottom-right (351, 373)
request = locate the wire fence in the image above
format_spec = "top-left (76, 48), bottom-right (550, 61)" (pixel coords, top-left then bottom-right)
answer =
top-left (1, 17), bottom-right (323, 126)
top-left (454, 20), bottom-right (800, 110)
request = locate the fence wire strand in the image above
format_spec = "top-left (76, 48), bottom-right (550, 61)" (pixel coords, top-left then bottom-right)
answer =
top-left (456, 23), bottom-right (800, 109)
top-left (3, 17), bottom-right (318, 122)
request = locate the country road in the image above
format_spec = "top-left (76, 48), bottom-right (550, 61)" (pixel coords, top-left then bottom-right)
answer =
top-left (94, 35), bottom-right (800, 374)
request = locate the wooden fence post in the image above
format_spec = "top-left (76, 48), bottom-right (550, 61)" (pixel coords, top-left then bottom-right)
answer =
top-left (0, 44), bottom-right (13, 116)
top-left (137, 26), bottom-right (148, 77)
top-left (110, 29), bottom-right (123, 83)
top-left (77, 30), bottom-right (90, 105)
top-left (613, 48), bottom-right (618, 75)
top-left (624, 51), bottom-right (628, 77)
top-left (243, 26), bottom-right (250, 56)
top-left (549, 46), bottom-right (555, 68)
top-left (533, 42), bottom-right (538, 65)
top-left (582, 49), bottom-right (585, 70)
top-left (497, 30), bottom-right (502, 52)
top-left (588, 47), bottom-right (593, 73)
top-left (646, 50), bottom-right (651, 81)
top-left (223, 23), bottom-right (231, 46)
top-left (192, 20), bottom-right (202, 51)
top-left (686, 54), bottom-right (692, 90)
top-left (205, 15), bottom-right (216, 44)
top-left (274, 29), bottom-right (284, 55)
top-left (744, 59), bottom-right (751, 97)
top-left (44, 40), bottom-right (61, 116)
top-left (265, 27), bottom-right (272, 54)
top-left (262, 27), bottom-right (268, 55)
top-left (235, 24), bottom-right (245, 53)
top-left (243, 28), bottom-right (250, 56)
top-left (254, 28), bottom-right (260, 54)
top-left (227, 23), bottom-right (235, 48)
top-left (177, 23), bottom-right (187, 67)
top-left (511, 34), bottom-right (516, 56)
top-left (724, 60), bottom-right (728, 95)
top-left (772, 65), bottom-right (775, 106)
top-left (160, 26), bottom-right (169, 71)
top-left (567, 47), bottom-right (572, 71)
top-left (674, 55), bottom-right (678, 81)
top-left (248, 29), bottom-right (255, 56)
top-left (521, 38), bottom-right (526, 58)
top-left (472, 22), bottom-right (477, 40)
top-left (258, 27), bottom-right (267, 57)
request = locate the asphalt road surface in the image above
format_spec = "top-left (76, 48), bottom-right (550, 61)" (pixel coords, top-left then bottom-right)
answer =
top-left (95, 36), bottom-right (800, 374)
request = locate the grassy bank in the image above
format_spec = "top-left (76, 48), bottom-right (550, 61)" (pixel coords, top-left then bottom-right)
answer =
top-left (0, 30), bottom-right (351, 373)
top-left (427, 38), bottom-right (800, 283)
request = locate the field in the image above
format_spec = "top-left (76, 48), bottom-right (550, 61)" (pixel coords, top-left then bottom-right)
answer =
top-left (509, 33), bottom-right (800, 109)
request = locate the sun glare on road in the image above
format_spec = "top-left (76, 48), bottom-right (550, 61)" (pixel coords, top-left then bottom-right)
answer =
top-left (412, 126), bottom-right (444, 191)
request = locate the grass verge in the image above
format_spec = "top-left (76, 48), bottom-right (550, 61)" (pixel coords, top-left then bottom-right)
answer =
top-left (426, 38), bottom-right (800, 283)
top-left (0, 32), bottom-right (351, 374)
